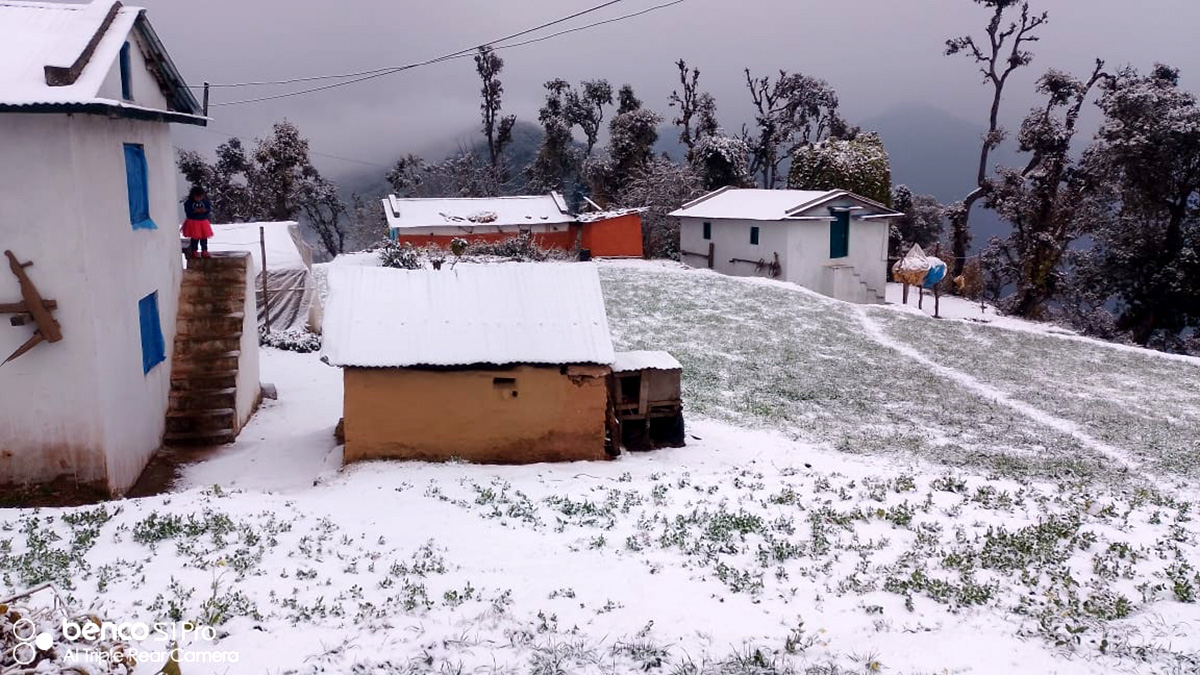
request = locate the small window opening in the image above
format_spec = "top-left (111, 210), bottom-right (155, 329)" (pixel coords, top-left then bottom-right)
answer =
top-left (750, 226), bottom-right (760, 245)
top-left (619, 374), bottom-right (641, 404)
top-left (702, 222), bottom-right (712, 240)
top-left (119, 42), bottom-right (133, 100)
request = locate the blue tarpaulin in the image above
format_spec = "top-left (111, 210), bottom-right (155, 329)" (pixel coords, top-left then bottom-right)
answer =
top-left (922, 258), bottom-right (947, 288)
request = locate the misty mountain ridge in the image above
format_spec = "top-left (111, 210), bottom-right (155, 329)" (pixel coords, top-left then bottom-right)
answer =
top-left (337, 104), bottom-right (1017, 250)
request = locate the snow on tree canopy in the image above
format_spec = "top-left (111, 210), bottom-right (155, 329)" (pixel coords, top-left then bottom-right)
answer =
top-left (788, 133), bottom-right (892, 206)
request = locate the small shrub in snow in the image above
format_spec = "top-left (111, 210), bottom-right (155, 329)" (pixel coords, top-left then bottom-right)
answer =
top-left (377, 238), bottom-right (422, 269)
top-left (261, 327), bottom-right (322, 353)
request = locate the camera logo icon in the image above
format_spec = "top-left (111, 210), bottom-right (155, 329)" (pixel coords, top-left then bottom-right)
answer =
top-left (9, 618), bottom-right (54, 666)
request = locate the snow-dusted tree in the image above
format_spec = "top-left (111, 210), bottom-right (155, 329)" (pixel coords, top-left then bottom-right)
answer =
top-left (889, 185), bottom-right (945, 265)
top-left (616, 84), bottom-right (642, 115)
top-left (586, 86), bottom-right (662, 204)
top-left (690, 134), bottom-right (752, 191)
top-left (1070, 64), bottom-right (1200, 348)
top-left (177, 120), bottom-right (340, 238)
top-left (944, 0), bottom-right (1048, 278)
top-left (982, 63), bottom-right (1108, 320)
top-left (526, 78), bottom-right (611, 195)
top-left (526, 116), bottom-right (580, 194)
top-left (787, 132), bottom-right (892, 205)
top-left (178, 138), bottom-right (254, 223)
top-left (385, 154), bottom-right (428, 197)
top-left (475, 46), bottom-right (516, 168)
top-left (248, 120), bottom-right (322, 222)
top-left (669, 59), bottom-right (719, 160)
top-left (741, 69), bottom-right (848, 188)
top-left (566, 79), bottom-right (613, 156)
top-left (299, 176), bottom-right (347, 257)
top-left (617, 156), bottom-right (704, 258)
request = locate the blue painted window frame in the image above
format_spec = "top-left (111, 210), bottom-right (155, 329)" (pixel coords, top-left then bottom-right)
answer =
top-left (702, 222), bottom-right (712, 240)
top-left (749, 226), bottom-right (760, 246)
top-left (119, 42), bottom-right (133, 100)
top-left (123, 143), bottom-right (156, 230)
top-left (139, 292), bottom-right (165, 374)
top-left (830, 212), bottom-right (850, 259)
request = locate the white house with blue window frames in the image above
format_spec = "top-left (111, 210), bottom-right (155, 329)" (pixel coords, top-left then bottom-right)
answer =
top-left (0, 0), bottom-right (208, 496)
top-left (672, 187), bottom-right (901, 304)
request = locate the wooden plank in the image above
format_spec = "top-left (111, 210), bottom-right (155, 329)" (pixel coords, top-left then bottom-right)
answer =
top-left (44, 2), bottom-right (124, 86)
top-left (0, 300), bottom-right (57, 313)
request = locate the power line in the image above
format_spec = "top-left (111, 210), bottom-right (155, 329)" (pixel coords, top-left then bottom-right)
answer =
top-left (180, 125), bottom-right (393, 170)
top-left (193, 0), bottom-right (633, 89)
top-left (207, 0), bottom-right (684, 106)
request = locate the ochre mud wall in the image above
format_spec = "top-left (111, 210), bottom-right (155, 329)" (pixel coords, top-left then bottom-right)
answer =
top-left (343, 364), bottom-right (610, 464)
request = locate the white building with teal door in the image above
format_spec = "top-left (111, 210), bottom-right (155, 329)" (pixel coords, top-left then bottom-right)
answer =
top-left (0, 0), bottom-right (207, 496)
top-left (672, 188), bottom-right (900, 304)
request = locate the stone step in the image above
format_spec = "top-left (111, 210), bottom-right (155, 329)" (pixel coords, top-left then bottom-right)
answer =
top-left (176, 313), bottom-right (246, 337)
top-left (185, 252), bottom-right (250, 271)
top-left (174, 335), bottom-right (243, 358)
top-left (179, 281), bottom-right (246, 301)
top-left (171, 350), bottom-right (241, 373)
top-left (183, 267), bottom-right (250, 285)
top-left (179, 295), bottom-right (245, 317)
top-left (163, 429), bottom-right (236, 447)
top-left (166, 407), bottom-right (236, 434)
top-left (169, 387), bottom-right (237, 412)
top-left (171, 370), bottom-right (238, 391)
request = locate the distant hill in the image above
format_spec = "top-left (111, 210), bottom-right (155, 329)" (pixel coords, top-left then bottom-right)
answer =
top-left (334, 120), bottom-right (547, 203)
top-left (862, 103), bottom-right (1022, 248)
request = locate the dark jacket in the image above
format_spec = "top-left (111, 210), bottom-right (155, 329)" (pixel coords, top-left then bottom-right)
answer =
top-left (184, 198), bottom-right (213, 221)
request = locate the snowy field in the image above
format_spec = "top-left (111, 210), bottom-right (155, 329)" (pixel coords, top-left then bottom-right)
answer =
top-left (2, 261), bottom-right (1199, 674)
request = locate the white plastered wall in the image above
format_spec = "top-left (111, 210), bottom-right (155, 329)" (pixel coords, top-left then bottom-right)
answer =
top-left (0, 112), bottom-right (183, 494)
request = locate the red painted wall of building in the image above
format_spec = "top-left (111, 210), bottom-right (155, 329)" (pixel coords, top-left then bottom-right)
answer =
top-left (580, 214), bottom-right (644, 258)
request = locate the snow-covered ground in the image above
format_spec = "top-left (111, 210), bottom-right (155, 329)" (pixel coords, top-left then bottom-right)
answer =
top-left (2, 261), bottom-right (1198, 675)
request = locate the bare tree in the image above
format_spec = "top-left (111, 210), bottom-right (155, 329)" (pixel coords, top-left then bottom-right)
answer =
top-left (475, 45), bottom-right (516, 168)
top-left (669, 59), bottom-right (719, 160)
top-left (944, 0), bottom-right (1048, 277)
top-left (741, 69), bottom-right (846, 188)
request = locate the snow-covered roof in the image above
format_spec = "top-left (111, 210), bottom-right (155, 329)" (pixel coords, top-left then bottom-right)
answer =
top-left (209, 222), bottom-right (311, 272)
top-left (576, 207), bottom-right (645, 223)
top-left (322, 263), bottom-right (616, 368)
top-left (612, 350), bottom-right (682, 373)
top-left (382, 193), bottom-right (574, 230)
top-left (668, 187), bottom-right (900, 221)
top-left (0, 0), bottom-right (204, 123)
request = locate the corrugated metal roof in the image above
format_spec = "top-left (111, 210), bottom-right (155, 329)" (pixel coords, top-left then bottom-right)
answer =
top-left (322, 263), bottom-right (616, 368)
top-left (668, 188), bottom-right (835, 221)
top-left (0, 0), bottom-right (203, 119)
top-left (382, 193), bottom-right (574, 230)
top-left (0, 1), bottom-right (135, 104)
top-left (612, 351), bottom-right (682, 373)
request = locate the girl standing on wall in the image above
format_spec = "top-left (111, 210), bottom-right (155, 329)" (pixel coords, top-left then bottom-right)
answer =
top-left (182, 186), bottom-right (214, 259)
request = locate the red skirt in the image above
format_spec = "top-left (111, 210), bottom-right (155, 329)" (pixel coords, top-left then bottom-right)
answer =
top-left (181, 218), bottom-right (213, 239)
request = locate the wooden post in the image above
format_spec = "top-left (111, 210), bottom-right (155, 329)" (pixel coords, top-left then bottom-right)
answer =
top-left (902, 283), bottom-right (909, 305)
top-left (918, 286), bottom-right (924, 310)
top-left (707, 242), bottom-right (714, 269)
top-left (202, 82), bottom-right (210, 117)
top-left (932, 242), bottom-right (943, 319)
top-left (259, 226), bottom-right (271, 334)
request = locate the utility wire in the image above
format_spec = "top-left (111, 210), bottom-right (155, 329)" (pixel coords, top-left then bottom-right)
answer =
top-left (181, 125), bottom-right (393, 170)
top-left (206, 0), bottom-right (683, 106)
top-left (196, 0), bottom-right (632, 90)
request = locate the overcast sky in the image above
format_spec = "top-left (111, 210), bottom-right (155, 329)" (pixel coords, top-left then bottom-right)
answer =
top-left (135, 0), bottom-right (1200, 179)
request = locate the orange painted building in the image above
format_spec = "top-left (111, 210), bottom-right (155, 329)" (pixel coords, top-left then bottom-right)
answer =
top-left (381, 193), bottom-right (644, 258)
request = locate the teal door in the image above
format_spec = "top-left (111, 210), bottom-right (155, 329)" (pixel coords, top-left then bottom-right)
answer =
top-left (830, 213), bottom-right (849, 259)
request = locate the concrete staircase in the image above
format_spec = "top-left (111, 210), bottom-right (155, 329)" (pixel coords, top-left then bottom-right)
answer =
top-left (165, 252), bottom-right (252, 446)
